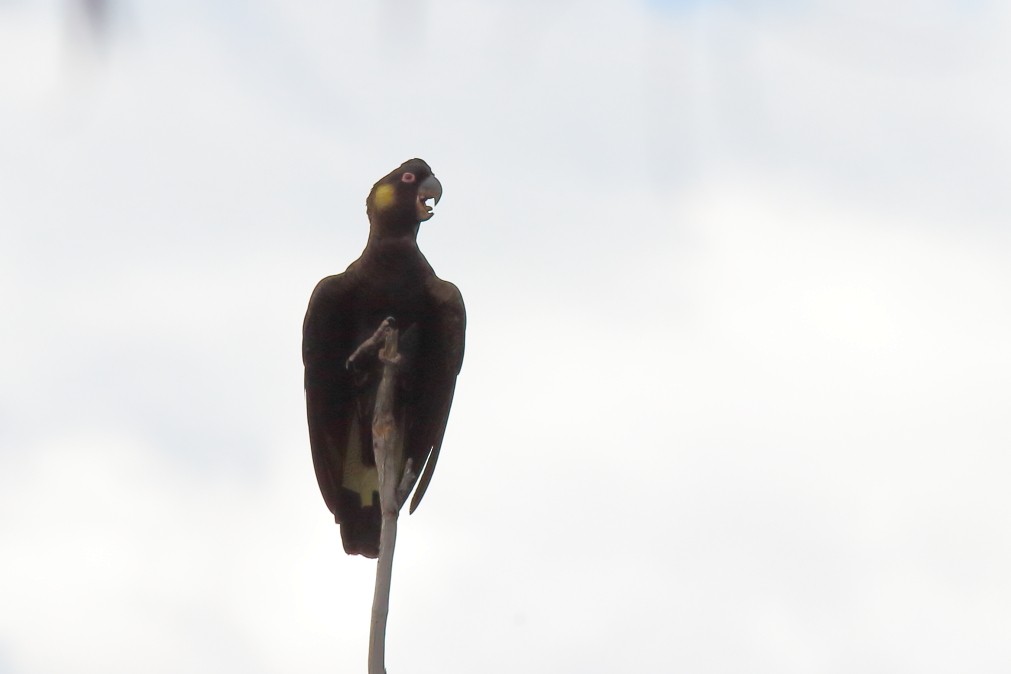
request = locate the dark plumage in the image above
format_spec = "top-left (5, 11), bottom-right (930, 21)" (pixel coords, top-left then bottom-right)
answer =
top-left (303, 159), bottom-right (466, 558)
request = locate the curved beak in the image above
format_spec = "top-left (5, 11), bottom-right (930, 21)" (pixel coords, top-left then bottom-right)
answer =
top-left (416, 174), bottom-right (443, 221)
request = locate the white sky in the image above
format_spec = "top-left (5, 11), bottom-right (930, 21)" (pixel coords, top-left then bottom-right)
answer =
top-left (2, 1), bottom-right (1010, 672)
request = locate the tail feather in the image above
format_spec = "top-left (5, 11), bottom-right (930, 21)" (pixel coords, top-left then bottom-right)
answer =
top-left (333, 414), bottom-right (382, 557)
top-left (336, 487), bottom-right (381, 558)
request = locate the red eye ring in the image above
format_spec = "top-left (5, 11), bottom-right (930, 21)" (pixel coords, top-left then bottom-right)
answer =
top-left (401, 172), bottom-right (416, 183)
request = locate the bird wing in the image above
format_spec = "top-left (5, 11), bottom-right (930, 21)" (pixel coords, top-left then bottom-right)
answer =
top-left (303, 271), bottom-right (382, 551)
top-left (406, 276), bottom-right (466, 513)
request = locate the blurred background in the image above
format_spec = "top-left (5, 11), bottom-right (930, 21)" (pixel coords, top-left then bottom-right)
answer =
top-left (1, 1), bottom-right (1010, 672)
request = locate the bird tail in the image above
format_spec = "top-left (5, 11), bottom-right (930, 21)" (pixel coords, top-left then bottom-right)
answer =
top-left (335, 413), bottom-right (382, 557)
top-left (336, 491), bottom-right (381, 558)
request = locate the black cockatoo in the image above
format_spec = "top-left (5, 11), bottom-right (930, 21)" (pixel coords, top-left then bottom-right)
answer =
top-left (303, 159), bottom-right (466, 558)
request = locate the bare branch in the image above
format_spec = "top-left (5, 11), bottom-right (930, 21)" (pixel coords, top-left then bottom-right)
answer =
top-left (347, 316), bottom-right (396, 370)
top-left (367, 321), bottom-right (405, 674)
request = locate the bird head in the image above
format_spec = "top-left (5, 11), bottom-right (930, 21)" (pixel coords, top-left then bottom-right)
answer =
top-left (366, 158), bottom-right (443, 232)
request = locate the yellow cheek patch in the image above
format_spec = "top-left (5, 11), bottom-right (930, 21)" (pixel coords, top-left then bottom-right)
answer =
top-left (373, 184), bottom-right (396, 212)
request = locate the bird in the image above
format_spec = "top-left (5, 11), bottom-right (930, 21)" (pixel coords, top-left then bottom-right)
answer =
top-left (302, 159), bottom-right (466, 558)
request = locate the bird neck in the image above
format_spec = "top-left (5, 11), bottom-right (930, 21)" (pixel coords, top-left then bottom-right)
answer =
top-left (363, 224), bottom-right (426, 270)
top-left (367, 214), bottom-right (420, 242)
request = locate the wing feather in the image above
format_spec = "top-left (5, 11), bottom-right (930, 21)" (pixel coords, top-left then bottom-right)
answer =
top-left (406, 277), bottom-right (466, 513)
top-left (304, 271), bottom-right (382, 557)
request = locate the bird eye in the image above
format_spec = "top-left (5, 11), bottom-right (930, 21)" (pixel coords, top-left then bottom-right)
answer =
top-left (401, 172), bottom-right (416, 183)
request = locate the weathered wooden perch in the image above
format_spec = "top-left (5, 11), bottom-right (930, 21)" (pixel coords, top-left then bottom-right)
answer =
top-left (351, 317), bottom-right (412, 674)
